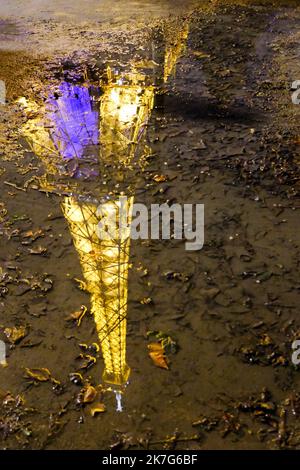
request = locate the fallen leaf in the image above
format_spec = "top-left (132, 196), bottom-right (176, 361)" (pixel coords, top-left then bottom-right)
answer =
top-left (22, 229), bottom-right (44, 243)
top-left (83, 385), bottom-right (97, 404)
top-left (28, 246), bottom-right (47, 255)
top-left (77, 354), bottom-right (96, 370)
top-left (4, 326), bottom-right (27, 344)
top-left (164, 271), bottom-right (190, 282)
top-left (148, 342), bottom-right (169, 370)
top-left (140, 297), bottom-right (153, 305)
top-left (147, 330), bottom-right (178, 354)
top-left (65, 305), bottom-right (88, 326)
top-left (192, 50), bottom-right (210, 59)
top-left (153, 174), bottom-right (168, 183)
top-left (90, 403), bottom-right (106, 416)
top-left (259, 334), bottom-right (273, 346)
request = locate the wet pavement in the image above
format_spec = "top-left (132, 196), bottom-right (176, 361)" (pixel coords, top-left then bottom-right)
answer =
top-left (1, 0), bottom-right (300, 450)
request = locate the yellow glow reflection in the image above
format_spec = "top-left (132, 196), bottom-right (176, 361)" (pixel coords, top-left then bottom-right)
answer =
top-left (100, 68), bottom-right (154, 165)
top-left (164, 21), bottom-right (189, 83)
top-left (16, 97), bottom-right (59, 175)
top-left (62, 196), bottom-right (133, 385)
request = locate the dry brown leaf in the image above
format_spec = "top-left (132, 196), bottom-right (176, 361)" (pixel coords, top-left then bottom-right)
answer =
top-left (28, 246), bottom-right (47, 255)
top-left (83, 385), bottom-right (97, 404)
top-left (140, 297), bottom-right (153, 305)
top-left (148, 342), bottom-right (169, 370)
top-left (90, 403), bottom-right (106, 416)
top-left (65, 305), bottom-right (88, 326)
top-left (192, 50), bottom-right (210, 59)
top-left (4, 326), bottom-right (27, 344)
top-left (23, 229), bottom-right (44, 241)
top-left (153, 174), bottom-right (167, 183)
top-left (259, 334), bottom-right (273, 346)
top-left (66, 310), bottom-right (82, 321)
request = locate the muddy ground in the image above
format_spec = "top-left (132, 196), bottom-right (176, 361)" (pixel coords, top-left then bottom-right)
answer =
top-left (0, 0), bottom-right (300, 450)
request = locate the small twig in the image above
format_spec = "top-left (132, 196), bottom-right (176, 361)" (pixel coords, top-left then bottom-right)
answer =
top-left (149, 434), bottom-right (200, 446)
top-left (4, 181), bottom-right (26, 192)
top-left (32, 186), bottom-right (69, 197)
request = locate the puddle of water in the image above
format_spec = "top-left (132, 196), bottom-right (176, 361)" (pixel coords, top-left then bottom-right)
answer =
top-left (13, 19), bottom-right (190, 401)
top-left (1, 2), bottom-right (300, 450)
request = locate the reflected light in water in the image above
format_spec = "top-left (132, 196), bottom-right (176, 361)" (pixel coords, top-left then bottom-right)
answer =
top-left (62, 196), bottom-right (133, 386)
top-left (100, 67), bottom-right (155, 165)
top-left (164, 21), bottom-right (189, 83)
top-left (16, 20), bottom-right (190, 394)
top-left (49, 82), bottom-right (99, 161)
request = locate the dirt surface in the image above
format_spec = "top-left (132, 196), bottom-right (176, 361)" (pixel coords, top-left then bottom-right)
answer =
top-left (0, 0), bottom-right (300, 450)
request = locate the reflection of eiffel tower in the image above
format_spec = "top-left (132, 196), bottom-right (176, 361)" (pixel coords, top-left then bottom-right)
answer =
top-left (62, 196), bottom-right (133, 385)
top-left (16, 19), bottom-right (190, 389)
top-left (62, 71), bottom-right (155, 386)
top-left (18, 72), bottom-right (155, 387)
top-left (59, 70), bottom-right (155, 385)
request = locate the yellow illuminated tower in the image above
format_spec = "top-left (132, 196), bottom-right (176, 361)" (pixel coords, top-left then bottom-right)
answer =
top-left (17, 71), bottom-right (155, 387)
top-left (61, 196), bottom-right (133, 385)
top-left (71, 68), bottom-right (154, 385)
top-left (99, 67), bottom-right (155, 168)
